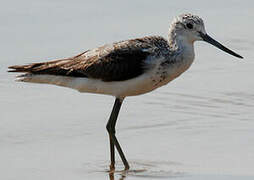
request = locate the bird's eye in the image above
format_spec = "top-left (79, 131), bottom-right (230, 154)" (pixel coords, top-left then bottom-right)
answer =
top-left (186, 23), bottom-right (193, 29)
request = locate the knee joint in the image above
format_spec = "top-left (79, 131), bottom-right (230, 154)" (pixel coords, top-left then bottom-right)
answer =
top-left (106, 124), bottom-right (116, 134)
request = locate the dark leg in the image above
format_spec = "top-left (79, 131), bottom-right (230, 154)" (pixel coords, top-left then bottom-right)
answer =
top-left (109, 135), bottom-right (115, 170)
top-left (106, 98), bottom-right (130, 170)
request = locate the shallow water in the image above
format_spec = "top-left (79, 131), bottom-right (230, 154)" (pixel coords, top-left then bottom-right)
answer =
top-left (1, 0), bottom-right (254, 180)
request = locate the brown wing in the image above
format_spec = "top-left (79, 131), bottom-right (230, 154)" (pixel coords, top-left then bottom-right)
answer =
top-left (8, 39), bottom-right (154, 82)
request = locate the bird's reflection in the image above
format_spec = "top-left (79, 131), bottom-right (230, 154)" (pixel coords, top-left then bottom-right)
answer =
top-left (108, 169), bottom-right (127, 180)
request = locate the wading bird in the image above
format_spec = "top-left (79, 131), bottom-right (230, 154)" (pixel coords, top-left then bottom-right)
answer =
top-left (8, 14), bottom-right (243, 171)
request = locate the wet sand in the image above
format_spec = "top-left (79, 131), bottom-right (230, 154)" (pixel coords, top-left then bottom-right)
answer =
top-left (1, 0), bottom-right (254, 179)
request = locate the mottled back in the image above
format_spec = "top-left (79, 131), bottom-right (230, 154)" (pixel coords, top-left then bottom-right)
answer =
top-left (9, 36), bottom-right (170, 82)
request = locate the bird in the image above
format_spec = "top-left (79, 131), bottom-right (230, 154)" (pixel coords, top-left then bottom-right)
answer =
top-left (8, 14), bottom-right (243, 171)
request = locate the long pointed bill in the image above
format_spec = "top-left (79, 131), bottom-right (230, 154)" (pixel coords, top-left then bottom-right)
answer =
top-left (200, 33), bottom-right (243, 59)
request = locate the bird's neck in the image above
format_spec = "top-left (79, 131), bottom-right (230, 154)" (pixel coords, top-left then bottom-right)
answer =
top-left (167, 29), bottom-right (195, 67)
top-left (168, 30), bottom-right (194, 53)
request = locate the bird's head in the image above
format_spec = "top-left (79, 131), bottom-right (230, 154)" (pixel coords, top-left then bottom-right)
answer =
top-left (169, 13), bottom-right (243, 59)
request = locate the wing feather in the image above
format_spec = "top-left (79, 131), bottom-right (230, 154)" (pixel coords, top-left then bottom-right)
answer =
top-left (8, 37), bottom-right (165, 81)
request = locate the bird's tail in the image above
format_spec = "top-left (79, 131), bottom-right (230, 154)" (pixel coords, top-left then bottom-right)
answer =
top-left (8, 59), bottom-right (67, 83)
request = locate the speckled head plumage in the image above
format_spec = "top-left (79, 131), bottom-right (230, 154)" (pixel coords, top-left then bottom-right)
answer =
top-left (169, 14), bottom-right (206, 43)
top-left (175, 14), bottom-right (204, 26)
top-left (168, 13), bottom-right (243, 58)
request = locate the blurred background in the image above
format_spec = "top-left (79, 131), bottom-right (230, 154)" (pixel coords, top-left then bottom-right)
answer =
top-left (1, 0), bottom-right (254, 180)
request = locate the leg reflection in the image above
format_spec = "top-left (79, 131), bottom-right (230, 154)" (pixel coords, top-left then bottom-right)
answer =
top-left (108, 170), bottom-right (127, 180)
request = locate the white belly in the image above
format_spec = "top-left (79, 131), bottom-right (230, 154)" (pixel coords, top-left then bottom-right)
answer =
top-left (19, 72), bottom-right (162, 98)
